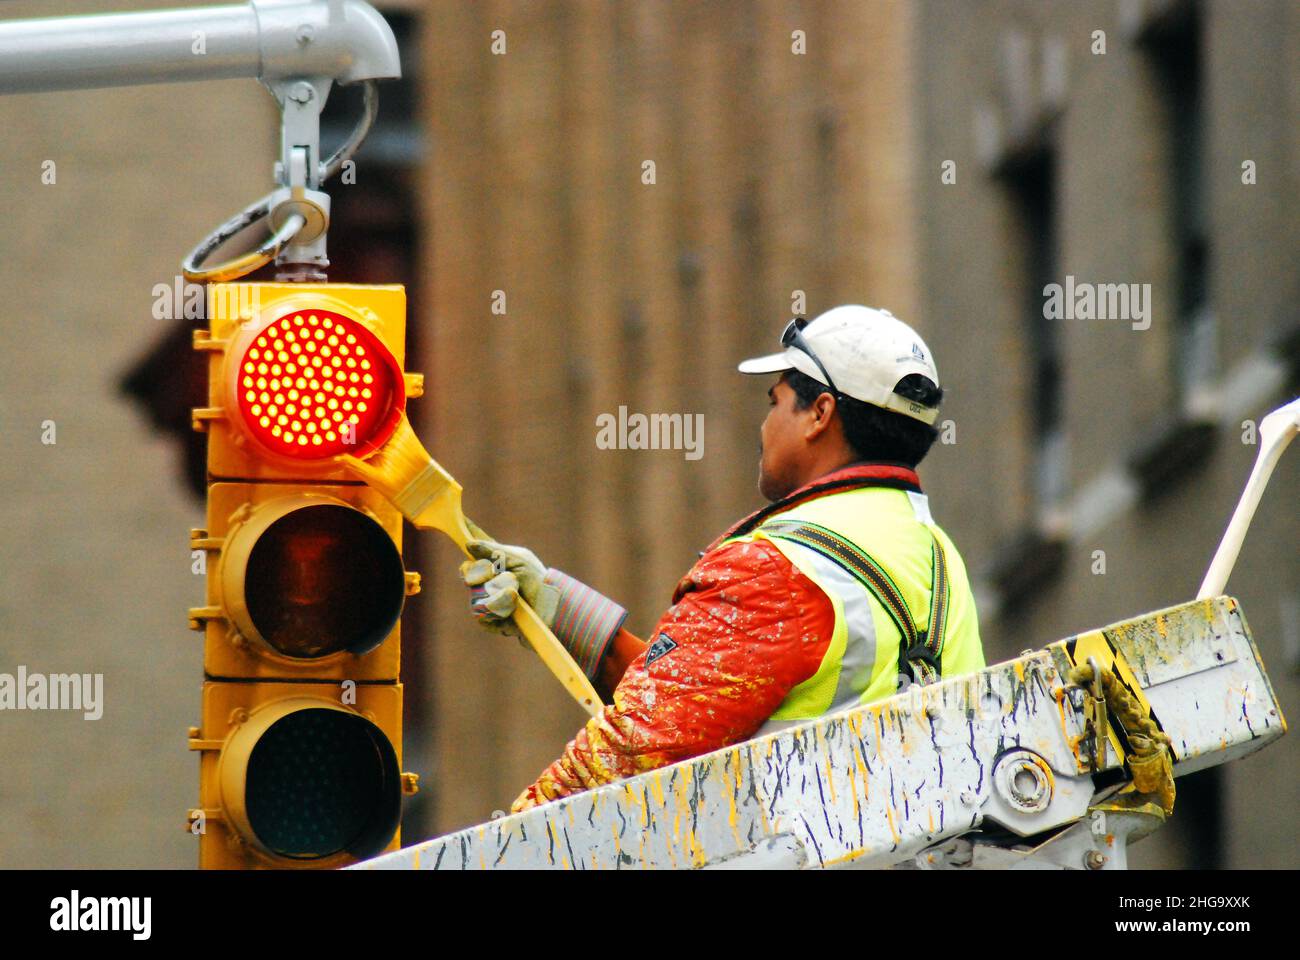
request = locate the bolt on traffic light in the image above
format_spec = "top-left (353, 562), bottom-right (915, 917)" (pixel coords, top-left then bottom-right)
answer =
top-left (188, 283), bottom-right (421, 869)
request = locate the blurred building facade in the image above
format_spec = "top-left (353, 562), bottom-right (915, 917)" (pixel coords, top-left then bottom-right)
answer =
top-left (909, 0), bottom-right (1297, 868)
top-left (0, 0), bottom-right (277, 868)
top-left (418, 0), bottom-right (927, 834)
top-left (0, 0), bottom-right (1292, 869)
top-left (417, 0), bottom-right (1297, 869)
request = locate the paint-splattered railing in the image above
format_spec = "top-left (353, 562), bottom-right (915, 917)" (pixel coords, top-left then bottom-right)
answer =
top-left (355, 596), bottom-right (1283, 870)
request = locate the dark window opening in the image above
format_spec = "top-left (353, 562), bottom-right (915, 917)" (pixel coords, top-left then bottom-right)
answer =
top-left (1142, 1), bottom-right (1215, 393)
top-left (1004, 147), bottom-right (1067, 514)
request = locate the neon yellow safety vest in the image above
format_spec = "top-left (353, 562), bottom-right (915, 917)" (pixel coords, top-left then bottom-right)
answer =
top-left (721, 485), bottom-right (985, 735)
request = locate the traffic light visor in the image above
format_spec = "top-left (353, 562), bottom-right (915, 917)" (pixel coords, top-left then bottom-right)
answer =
top-left (239, 501), bottom-right (406, 659)
top-left (221, 700), bottom-right (402, 861)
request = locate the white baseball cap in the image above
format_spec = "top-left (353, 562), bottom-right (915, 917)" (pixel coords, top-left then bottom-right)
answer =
top-left (737, 305), bottom-right (941, 424)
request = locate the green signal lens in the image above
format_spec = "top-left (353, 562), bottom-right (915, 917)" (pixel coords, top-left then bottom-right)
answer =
top-left (244, 708), bottom-right (400, 860)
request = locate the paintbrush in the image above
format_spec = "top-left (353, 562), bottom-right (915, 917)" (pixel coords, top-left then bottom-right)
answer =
top-left (342, 414), bottom-right (603, 717)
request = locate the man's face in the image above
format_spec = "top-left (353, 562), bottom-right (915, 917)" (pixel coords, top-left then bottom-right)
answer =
top-left (757, 375), bottom-right (808, 501)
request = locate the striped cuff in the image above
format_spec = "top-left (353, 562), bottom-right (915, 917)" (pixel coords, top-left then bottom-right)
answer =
top-left (544, 568), bottom-right (628, 682)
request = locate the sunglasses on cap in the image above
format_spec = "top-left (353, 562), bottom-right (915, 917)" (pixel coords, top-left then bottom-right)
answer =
top-left (781, 317), bottom-right (844, 401)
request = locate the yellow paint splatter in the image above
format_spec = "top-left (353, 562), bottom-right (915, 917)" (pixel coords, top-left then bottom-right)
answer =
top-left (686, 830), bottom-right (706, 867)
top-left (726, 778), bottom-right (743, 850)
top-left (824, 847), bottom-right (869, 867)
top-left (649, 771), bottom-right (665, 807)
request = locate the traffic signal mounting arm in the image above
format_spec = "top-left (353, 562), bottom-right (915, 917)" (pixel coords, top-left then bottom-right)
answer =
top-left (0, 1), bottom-right (402, 283)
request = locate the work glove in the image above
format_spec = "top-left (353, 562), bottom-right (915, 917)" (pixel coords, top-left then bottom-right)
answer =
top-left (460, 539), bottom-right (561, 637)
top-left (458, 530), bottom-right (629, 682)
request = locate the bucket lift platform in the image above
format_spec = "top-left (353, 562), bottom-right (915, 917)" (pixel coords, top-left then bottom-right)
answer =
top-left (355, 594), bottom-right (1285, 870)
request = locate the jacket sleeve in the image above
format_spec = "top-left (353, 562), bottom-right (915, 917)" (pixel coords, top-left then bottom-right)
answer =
top-left (510, 537), bottom-right (835, 812)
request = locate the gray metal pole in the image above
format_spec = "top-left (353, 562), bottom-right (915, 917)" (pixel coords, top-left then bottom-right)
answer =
top-left (0, 0), bottom-right (400, 95)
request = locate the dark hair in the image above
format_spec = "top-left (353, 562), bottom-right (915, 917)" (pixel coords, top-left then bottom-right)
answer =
top-left (784, 370), bottom-right (944, 468)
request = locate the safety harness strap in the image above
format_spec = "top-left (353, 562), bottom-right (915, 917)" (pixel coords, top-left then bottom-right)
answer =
top-left (760, 518), bottom-right (950, 686)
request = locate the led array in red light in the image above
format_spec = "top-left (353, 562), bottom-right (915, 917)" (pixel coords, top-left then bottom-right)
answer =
top-left (235, 310), bottom-right (400, 459)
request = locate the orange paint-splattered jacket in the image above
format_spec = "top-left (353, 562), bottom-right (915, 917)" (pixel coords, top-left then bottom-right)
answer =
top-left (511, 462), bottom-right (924, 812)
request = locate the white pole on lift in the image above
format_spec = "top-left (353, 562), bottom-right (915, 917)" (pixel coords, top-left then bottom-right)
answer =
top-left (1198, 396), bottom-right (1300, 599)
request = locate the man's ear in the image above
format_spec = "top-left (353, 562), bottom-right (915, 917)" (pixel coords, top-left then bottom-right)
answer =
top-left (803, 393), bottom-right (837, 440)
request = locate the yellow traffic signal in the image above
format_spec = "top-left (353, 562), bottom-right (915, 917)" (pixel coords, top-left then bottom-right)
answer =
top-left (188, 283), bottom-right (420, 869)
top-left (189, 683), bottom-right (409, 868)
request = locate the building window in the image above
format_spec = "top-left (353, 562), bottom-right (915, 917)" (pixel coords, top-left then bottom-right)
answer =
top-left (1005, 148), bottom-right (1068, 521)
top-left (1141, 0), bottom-right (1216, 398)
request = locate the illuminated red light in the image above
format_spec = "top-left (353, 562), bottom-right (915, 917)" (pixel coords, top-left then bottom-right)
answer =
top-left (232, 310), bottom-right (404, 459)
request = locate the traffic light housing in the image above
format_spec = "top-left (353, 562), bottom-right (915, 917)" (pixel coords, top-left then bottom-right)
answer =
top-left (188, 283), bottom-right (421, 869)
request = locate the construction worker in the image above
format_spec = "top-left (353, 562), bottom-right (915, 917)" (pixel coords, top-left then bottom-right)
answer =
top-left (462, 304), bottom-right (985, 812)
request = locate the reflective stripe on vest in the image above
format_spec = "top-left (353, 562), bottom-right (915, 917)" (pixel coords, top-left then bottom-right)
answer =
top-left (754, 535), bottom-right (880, 732)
